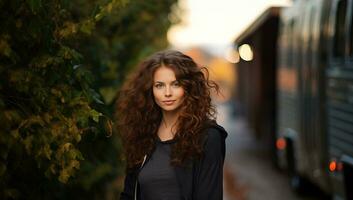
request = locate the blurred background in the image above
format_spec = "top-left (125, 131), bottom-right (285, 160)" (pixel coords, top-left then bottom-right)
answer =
top-left (1, 0), bottom-right (353, 199)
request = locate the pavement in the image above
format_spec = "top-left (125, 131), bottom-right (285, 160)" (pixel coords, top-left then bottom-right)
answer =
top-left (216, 102), bottom-right (322, 200)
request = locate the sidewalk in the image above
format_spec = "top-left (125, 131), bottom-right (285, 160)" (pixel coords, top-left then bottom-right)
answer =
top-left (216, 102), bottom-right (321, 200)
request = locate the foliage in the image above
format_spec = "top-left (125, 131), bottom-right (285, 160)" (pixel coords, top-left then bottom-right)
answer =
top-left (0, 0), bottom-right (178, 199)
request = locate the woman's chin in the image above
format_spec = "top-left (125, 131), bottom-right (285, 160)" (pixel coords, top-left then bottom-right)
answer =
top-left (161, 105), bottom-right (182, 113)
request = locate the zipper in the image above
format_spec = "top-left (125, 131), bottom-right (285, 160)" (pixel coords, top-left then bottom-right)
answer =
top-left (134, 154), bottom-right (147, 200)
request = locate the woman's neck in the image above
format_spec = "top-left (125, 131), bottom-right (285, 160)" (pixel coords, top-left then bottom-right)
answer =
top-left (161, 110), bottom-right (179, 129)
top-left (158, 110), bottom-right (180, 141)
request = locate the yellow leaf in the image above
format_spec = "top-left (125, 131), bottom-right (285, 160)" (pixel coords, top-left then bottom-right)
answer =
top-left (10, 129), bottom-right (20, 139)
top-left (58, 169), bottom-right (70, 183)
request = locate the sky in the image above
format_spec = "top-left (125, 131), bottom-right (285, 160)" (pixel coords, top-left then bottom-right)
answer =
top-left (168, 0), bottom-right (291, 53)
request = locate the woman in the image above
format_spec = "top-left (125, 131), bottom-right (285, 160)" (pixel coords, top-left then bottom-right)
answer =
top-left (115, 50), bottom-right (228, 200)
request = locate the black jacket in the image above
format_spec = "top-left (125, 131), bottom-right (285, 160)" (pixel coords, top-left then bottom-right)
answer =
top-left (119, 122), bottom-right (228, 200)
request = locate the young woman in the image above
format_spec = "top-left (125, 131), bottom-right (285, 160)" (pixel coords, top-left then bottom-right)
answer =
top-left (115, 50), bottom-right (228, 200)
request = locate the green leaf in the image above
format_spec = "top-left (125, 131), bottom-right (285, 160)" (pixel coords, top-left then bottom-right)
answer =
top-left (0, 162), bottom-right (7, 176)
top-left (89, 88), bottom-right (104, 104)
top-left (100, 86), bottom-right (117, 104)
top-left (80, 20), bottom-right (95, 35)
top-left (27, 0), bottom-right (42, 13)
top-left (89, 109), bottom-right (101, 122)
top-left (99, 115), bottom-right (113, 137)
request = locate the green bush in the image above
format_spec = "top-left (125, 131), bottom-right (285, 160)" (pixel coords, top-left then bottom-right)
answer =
top-left (0, 0), bottom-right (178, 199)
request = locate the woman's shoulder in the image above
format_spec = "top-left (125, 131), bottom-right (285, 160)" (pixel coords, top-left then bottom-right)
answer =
top-left (199, 121), bottom-right (228, 161)
top-left (204, 120), bottom-right (227, 137)
top-left (202, 121), bottom-right (228, 147)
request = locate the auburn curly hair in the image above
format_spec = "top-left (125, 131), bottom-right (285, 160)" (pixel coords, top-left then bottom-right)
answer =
top-left (115, 50), bottom-right (219, 169)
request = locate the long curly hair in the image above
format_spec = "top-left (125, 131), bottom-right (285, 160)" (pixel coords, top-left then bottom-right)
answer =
top-left (115, 50), bottom-right (219, 169)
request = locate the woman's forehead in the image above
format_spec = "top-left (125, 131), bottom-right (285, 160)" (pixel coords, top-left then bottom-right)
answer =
top-left (153, 66), bottom-right (177, 82)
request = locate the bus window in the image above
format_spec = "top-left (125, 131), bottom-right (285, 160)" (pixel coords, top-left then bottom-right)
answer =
top-left (349, 0), bottom-right (353, 57)
top-left (288, 19), bottom-right (295, 68)
top-left (333, 0), bottom-right (347, 58)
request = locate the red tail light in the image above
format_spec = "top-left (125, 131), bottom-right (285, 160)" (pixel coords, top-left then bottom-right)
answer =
top-left (276, 138), bottom-right (286, 150)
top-left (329, 160), bottom-right (337, 172)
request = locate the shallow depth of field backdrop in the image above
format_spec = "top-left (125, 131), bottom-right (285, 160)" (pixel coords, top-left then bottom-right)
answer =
top-left (0, 0), bottom-right (178, 199)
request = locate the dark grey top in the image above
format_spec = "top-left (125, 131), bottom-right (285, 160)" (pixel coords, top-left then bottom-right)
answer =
top-left (138, 138), bottom-right (181, 200)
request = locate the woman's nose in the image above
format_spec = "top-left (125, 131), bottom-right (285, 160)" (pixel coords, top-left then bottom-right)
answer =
top-left (164, 86), bottom-right (172, 96)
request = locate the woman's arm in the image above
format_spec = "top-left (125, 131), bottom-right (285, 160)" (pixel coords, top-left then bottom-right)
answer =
top-left (120, 169), bottom-right (135, 200)
top-left (194, 127), bottom-right (226, 200)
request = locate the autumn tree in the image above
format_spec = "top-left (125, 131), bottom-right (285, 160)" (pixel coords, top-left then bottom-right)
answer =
top-left (0, 0), bottom-right (178, 199)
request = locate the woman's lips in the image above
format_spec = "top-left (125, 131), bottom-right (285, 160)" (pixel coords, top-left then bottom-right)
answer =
top-left (163, 100), bottom-right (175, 105)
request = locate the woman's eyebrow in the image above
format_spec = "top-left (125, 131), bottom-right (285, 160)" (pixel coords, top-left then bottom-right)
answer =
top-left (154, 80), bottom-right (178, 84)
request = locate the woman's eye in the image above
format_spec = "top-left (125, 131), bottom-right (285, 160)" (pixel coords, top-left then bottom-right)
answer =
top-left (155, 84), bottom-right (163, 88)
top-left (172, 82), bottom-right (180, 87)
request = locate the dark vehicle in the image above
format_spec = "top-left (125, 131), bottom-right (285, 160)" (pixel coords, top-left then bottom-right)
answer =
top-left (234, 0), bottom-right (353, 199)
top-left (234, 6), bottom-right (280, 165)
top-left (276, 0), bottom-right (330, 195)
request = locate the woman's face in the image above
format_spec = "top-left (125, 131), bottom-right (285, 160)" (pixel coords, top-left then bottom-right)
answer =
top-left (153, 66), bottom-right (185, 113)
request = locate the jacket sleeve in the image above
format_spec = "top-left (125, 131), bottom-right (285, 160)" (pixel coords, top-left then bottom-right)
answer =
top-left (194, 127), bottom-right (226, 200)
top-left (120, 169), bottom-right (135, 200)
